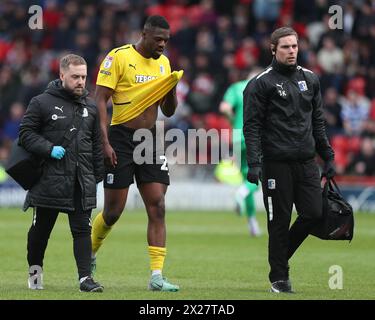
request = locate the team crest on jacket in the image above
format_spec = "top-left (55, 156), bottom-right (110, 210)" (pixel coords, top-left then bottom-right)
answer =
top-left (298, 81), bottom-right (308, 91)
top-left (82, 107), bottom-right (88, 117)
top-left (276, 83), bottom-right (287, 97)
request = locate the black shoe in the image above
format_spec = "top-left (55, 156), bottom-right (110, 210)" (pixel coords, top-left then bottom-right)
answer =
top-left (270, 280), bottom-right (294, 293)
top-left (80, 277), bottom-right (104, 292)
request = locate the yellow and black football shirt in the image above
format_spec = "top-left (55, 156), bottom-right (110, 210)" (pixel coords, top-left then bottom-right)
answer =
top-left (96, 44), bottom-right (183, 125)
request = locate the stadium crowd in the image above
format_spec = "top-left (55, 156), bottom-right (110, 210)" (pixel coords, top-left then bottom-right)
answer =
top-left (0, 0), bottom-right (375, 180)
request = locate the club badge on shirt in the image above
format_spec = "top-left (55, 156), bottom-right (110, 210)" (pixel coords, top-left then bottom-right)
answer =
top-left (298, 80), bottom-right (308, 91)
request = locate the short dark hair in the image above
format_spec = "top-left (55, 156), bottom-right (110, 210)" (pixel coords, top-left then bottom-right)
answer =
top-left (270, 27), bottom-right (298, 50)
top-left (144, 15), bottom-right (170, 30)
top-left (60, 54), bottom-right (86, 71)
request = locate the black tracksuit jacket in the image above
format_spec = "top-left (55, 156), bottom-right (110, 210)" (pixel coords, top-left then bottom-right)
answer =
top-left (243, 59), bottom-right (334, 168)
top-left (19, 80), bottom-right (104, 212)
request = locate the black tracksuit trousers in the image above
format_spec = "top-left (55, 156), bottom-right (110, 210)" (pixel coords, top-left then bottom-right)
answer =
top-left (27, 181), bottom-right (92, 279)
top-left (262, 159), bottom-right (322, 283)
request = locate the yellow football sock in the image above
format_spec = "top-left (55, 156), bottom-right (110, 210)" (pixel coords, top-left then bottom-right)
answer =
top-left (148, 246), bottom-right (167, 272)
top-left (91, 212), bottom-right (112, 255)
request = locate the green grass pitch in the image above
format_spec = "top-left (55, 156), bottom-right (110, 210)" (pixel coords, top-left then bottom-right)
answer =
top-left (0, 208), bottom-right (374, 300)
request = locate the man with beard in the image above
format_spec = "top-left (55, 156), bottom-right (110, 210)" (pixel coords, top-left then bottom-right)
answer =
top-left (19, 54), bottom-right (104, 292)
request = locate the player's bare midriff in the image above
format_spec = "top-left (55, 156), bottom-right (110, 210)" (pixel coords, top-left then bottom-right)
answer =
top-left (120, 102), bottom-right (159, 130)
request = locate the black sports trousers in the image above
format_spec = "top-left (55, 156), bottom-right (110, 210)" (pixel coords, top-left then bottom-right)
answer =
top-left (262, 159), bottom-right (322, 283)
top-left (27, 180), bottom-right (92, 279)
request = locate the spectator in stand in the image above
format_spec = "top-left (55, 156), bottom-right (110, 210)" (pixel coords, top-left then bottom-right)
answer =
top-left (346, 136), bottom-right (375, 176)
top-left (234, 37), bottom-right (259, 70)
top-left (342, 39), bottom-right (361, 78)
top-left (331, 78), bottom-right (371, 173)
top-left (18, 66), bottom-right (48, 107)
top-left (253, 0), bottom-right (282, 29)
top-left (52, 16), bottom-right (75, 51)
top-left (342, 1), bottom-right (356, 36)
top-left (317, 36), bottom-right (344, 74)
top-left (195, 26), bottom-right (217, 55)
top-left (303, 51), bottom-right (323, 75)
top-left (352, 0), bottom-right (375, 41)
top-left (362, 99), bottom-right (375, 138)
top-left (215, 15), bottom-right (238, 53)
top-left (340, 80), bottom-right (371, 137)
top-left (0, 66), bottom-right (21, 119)
top-left (187, 52), bottom-right (218, 114)
top-left (2, 102), bottom-right (25, 144)
top-left (323, 87), bottom-right (344, 140)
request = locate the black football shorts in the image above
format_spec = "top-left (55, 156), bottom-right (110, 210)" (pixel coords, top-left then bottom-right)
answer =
top-left (104, 125), bottom-right (170, 189)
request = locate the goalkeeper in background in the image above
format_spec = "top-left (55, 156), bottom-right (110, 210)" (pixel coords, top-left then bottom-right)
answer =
top-left (219, 70), bottom-right (262, 237)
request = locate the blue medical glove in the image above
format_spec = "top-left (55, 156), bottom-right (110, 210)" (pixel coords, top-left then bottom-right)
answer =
top-left (51, 146), bottom-right (65, 160)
